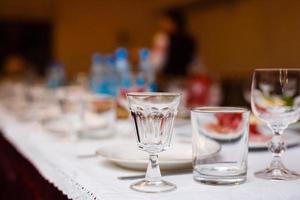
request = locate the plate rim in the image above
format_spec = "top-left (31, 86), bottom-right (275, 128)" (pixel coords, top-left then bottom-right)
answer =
top-left (249, 129), bottom-right (300, 149)
top-left (96, 139), bottom-right (221, 165)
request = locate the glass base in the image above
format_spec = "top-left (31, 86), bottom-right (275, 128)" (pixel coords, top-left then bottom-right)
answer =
top-left (255, 167), bottom-right (300, 180)
top-left (193, 174), bottom-right (246, 185)
top-left (130, 179), bottom-right (176, 193)
top-left (193, 166), bottom-right (247, 185)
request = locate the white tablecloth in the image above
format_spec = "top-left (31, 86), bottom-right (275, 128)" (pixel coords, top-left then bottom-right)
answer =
top-left (0, 107), bottom-right (300, 200)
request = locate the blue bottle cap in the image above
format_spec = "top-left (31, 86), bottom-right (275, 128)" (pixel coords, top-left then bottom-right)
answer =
top-left (106, 55), bottom-right (115, 66)
top-left (139, 48), bottom-right (150, 61)
top-left (116, 48), bottom-right (128, 60)
top-left (92, 53), bottom-right (102, 64)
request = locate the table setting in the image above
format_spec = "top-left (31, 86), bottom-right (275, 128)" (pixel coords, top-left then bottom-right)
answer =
top-left (0, 68), bottom-right (300, 199)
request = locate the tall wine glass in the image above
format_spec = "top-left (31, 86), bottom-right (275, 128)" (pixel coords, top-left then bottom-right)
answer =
top-left (127, 92), bottom-right (181, 193)
top-left (251, 68), bottom-right (300, 180)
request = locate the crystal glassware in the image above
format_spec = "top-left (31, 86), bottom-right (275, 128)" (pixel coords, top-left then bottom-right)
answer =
top-left (56, 86), bottom-right (86, 141)
top-left (127, 92), bottom-right (181, 193)
top-left (192, 107), bottom-right (249, 185)
top-left (79, 94), bottom-right (115, 139)
top-left (251, 68), bottom-right (300, 180)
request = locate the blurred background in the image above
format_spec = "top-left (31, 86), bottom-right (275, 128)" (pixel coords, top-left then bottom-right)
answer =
top-left (1, 0), bottom-right (300, 107)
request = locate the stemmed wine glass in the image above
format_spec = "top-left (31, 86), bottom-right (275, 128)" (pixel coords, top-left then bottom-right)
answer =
top-left (251, 68), bottom-right (300, 180)
top-left (127, 92), bottom-right (181, 193)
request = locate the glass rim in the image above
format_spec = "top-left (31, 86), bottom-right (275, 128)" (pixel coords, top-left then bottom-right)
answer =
top-left (191, 106), bottom-right (249, 113)
top-left (254, 68), bottom-right (300, 71)
top-left (127, 92), bottom-right (181, 97)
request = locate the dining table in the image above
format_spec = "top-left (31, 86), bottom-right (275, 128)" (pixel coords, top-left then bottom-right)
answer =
top-left (0, 104), bottom-right (300, 200)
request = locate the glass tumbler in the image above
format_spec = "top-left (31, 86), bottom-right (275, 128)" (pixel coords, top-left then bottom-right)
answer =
top-left (56, 86), bottom-right (86, 141)
top-left (79, 94), bottom-right (115, 139)
top-left (191, 107), bottom-right (250, 185)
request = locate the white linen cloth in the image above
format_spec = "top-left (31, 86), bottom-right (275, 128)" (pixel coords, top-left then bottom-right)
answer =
top-left (0, 107), bottom-right (300, 200)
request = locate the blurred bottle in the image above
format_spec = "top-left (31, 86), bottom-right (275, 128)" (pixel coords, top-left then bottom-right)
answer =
top-left (137, 48), bottom-right (157, 92)
top-left (105, 55), bottom-right (119, 97)
top-left (114, 48), bottom-right (133, 119)
top-left (90, 53), bottom-right (109, 95)
top-left (115, 48), bottom-right (132, 95)
top-left (47, 61), bottom-right (65, 89)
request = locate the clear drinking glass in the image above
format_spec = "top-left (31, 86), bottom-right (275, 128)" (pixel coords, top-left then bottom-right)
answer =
top-left (57, 86), bottom-right (86, 141)
top-left (251, 68), bottom-right (300, 180)
top-left (79, 94), bottom-right (115, 139)
top-left (127, 92), bottom-right (181, 193)
top-left (191, 107), bottom-right (250, 185)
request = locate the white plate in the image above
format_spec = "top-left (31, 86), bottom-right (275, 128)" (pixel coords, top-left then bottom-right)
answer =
top-left (42, 117), bottom-right (71, 134)
top-left (42, 113), bottom-right (108, 134)
top-left (96, 139), bottom-right (220, 171)
top-left (174, 121), bottom-right (300, 150)
top-left (249, 129), bottom-right (300, 150)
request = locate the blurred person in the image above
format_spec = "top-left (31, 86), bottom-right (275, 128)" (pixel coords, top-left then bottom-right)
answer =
top-left (151, 8), bottom-right (196, 80)
top-left (150, 8), bottom-right (222, 111)
top-left (1, 54), bottom-right (39, 84)
top-left (0, 55), bottom-right (42, 102)
top-left (2, 55), bottom-right (27, 81)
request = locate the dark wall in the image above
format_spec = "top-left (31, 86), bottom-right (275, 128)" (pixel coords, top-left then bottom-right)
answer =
top-left (0, 21), bottom-right (52, 75)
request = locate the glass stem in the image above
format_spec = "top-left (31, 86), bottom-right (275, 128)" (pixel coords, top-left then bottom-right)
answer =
top-left (145, 154), bottom-right (162, 182)
top-left (69, 116), bottom-right (77, 142)
top-left (268, 130), bottom-right (286, 169)
top-left (79, 101), bottom-right (86, 134)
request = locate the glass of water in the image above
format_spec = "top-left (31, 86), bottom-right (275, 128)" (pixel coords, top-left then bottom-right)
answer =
top-left (127, 92), bottom-right (181, 193)
top-left (191, 107), bottom-right (250, 185)
top-left (251, 68), bottom-right (300, 180)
